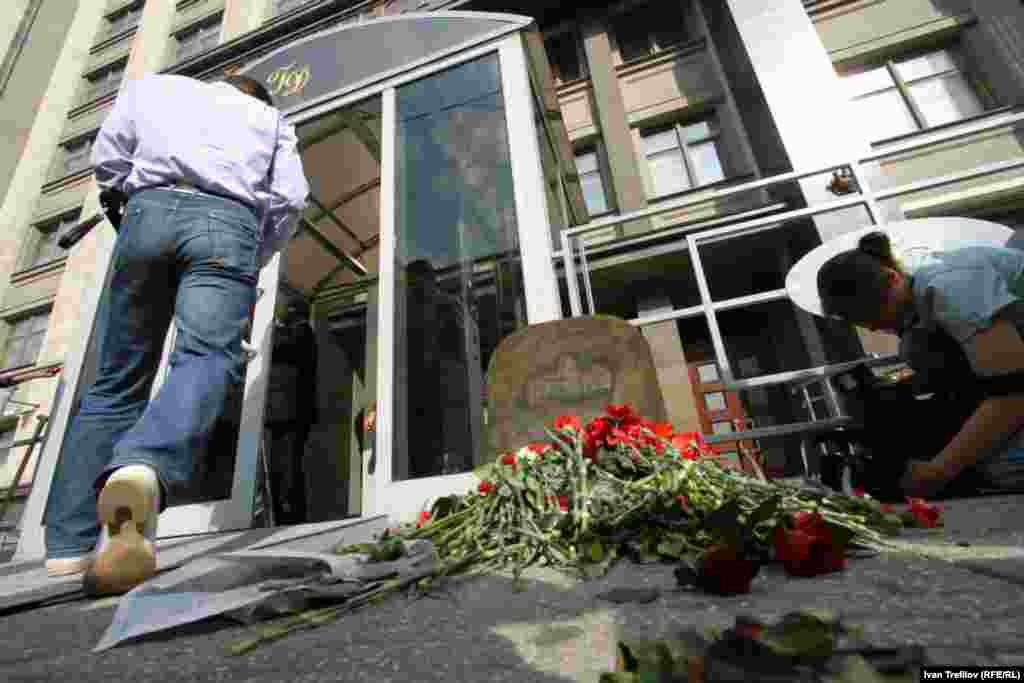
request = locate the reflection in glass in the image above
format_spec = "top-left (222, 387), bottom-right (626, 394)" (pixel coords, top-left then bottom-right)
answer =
top-left (588, 246), bottom-right (701, 320)
top-left (393, 53), bottom-right (528, 481)
top-left (717, 299), bottom-right (862, 381)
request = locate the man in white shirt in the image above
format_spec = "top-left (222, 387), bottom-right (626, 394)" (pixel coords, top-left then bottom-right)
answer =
top-left (43, 73), bottom-right (309, 596)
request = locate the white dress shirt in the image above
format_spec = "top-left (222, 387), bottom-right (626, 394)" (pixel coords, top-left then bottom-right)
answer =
top-left (92, 74), bottom-right (310, 268)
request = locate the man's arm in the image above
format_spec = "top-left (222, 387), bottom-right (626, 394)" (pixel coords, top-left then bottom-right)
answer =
top-left (259, 121), bottom-right (309, 267)
top-left (91, 79), bottom-right (139, 194)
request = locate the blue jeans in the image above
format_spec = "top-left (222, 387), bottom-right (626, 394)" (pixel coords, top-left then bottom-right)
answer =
top-left (44, 189), bottom-right (259, 559)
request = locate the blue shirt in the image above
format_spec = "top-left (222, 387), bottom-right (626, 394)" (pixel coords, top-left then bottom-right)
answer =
top-left (92, 74), bottom-right (310, 268)
top-left (908, 245), bottom-right (1024, 486)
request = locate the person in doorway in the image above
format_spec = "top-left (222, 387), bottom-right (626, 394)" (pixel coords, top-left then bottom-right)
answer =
top-left (43, 73), bottom-right (309, 595)
top-left (816, 231), bottom-right (1024, 498)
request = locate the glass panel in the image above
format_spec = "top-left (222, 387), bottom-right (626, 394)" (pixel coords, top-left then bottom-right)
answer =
top-left (642, 128), bottom-right (680, 155)
top-left (648, 149), bottom-right (690, 197)
top-left (711, 421), bottom-right (733, 435)
top-left (895, 50), bottom-right (957, 82)
top-left (681, 121), bottom-right (713, 143)
top-left (393, 53), bottom-right (528, 481)
top-left (699, 218), bottom-right (822, 302)
top-left (718, 299), bottom-right (863, 380)
top-left (704, 391), bottom-right (726, 412)
top-left (279, 96), bottom-right (384, 521)
top-left (589, 246), bottom-right (702, 319)
top-left (545, 31), bottom-right (582, 83)
top-left (575, 149), bottom-right (599, 175)
top-left (580, 171), bottom-right (609, 216)
top-left (852, 89), bottom-right (919, 141)
top-left (688, 140), bottom-right (725, 186)
top-left (697, 363), bottom-right (719, 384)
top-left (843, 64), bottom-right (896, 98)
top-left (909, 73), bottom-right (983, 128)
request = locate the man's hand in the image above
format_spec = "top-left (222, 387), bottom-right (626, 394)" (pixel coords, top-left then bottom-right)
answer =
top-left (900, 460), bottom-right (951, 498)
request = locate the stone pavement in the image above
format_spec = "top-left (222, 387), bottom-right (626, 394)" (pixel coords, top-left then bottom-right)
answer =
top-left (0, 495), bottom-right (1022, 682)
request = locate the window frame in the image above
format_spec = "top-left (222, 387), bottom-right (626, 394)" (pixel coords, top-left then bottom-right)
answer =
top-left (639, 115), bottom-right (726, 199)
top-left (104, 1), bottom-right (144, 38)
top-left (842, 44), bottom-right (994, 141)
top-left (24, 210), bottom-right (80, 271)
top-left (610, 0), bottom-right (688, 64)
top-left (573, 141), bottom-right (614, 219)
top-left (83, 59), bottom-right (126, 103)
top-left (59, 134), bottom-right (96, 177)
top-left (1, 310), bottom-right (51, 372)
top-left (172, 16), bottom-right (223, 64)
top-left (543, 27), bottom-right (587, 86)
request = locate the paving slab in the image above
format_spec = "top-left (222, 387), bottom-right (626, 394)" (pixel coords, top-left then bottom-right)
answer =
top-left (0, 498), bottom-right (1020, 682)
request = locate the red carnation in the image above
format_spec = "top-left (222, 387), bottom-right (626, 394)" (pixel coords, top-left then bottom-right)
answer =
top-left (906, 497), bottom-right (942, 528)
top-left (478, 481), bottom-right (497, 496)
top-left (527, 443), bottom-right (552, 455)
top-left (500, 453), bottom-right (517, 469)
top-left (415, 511), bottom-right (432, 529)
top-left (557, 496), bottom-right (570, 513)
top-left (554, 415), bottom-right (583, 433)
top-left (649, 422), bottom-right (675, 440)
top-left (606, 404), bottom-right (639, 424)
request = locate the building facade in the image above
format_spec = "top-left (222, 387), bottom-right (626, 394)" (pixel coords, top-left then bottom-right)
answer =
top-left (2, 0), bottom-right (1023, 557)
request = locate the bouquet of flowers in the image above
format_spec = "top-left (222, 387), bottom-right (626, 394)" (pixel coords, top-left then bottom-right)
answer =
top-left (230, 405), bottom-right (937, 654)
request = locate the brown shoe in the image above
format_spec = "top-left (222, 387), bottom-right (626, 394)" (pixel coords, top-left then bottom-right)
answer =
top-left (83, 466), bottom-right (160, 597)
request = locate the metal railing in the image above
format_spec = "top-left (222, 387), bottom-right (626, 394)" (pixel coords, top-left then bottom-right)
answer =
top-left (558, 107), bottom-right (1024, 387)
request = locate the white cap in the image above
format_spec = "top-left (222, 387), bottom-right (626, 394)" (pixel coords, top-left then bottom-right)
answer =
top-left (785, 217), bottom-right (1013, 318)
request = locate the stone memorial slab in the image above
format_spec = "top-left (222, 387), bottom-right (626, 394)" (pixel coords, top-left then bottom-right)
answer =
top-left (486, 316), bottom-right (668, 454)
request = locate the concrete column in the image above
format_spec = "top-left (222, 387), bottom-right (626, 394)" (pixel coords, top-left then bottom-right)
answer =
top-left (638, 293), bottom-right (701, 434)
top-left (223, 0), bottom-right (270, 43)
top-left (579, 19), bottom-right (649, 236)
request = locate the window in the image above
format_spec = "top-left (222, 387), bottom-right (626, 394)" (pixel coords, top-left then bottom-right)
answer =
top-left (2, 311), bottom-right (50, 371)
top-left (574, 146), bottom-right (610, 216)
top-left (83, 60), bottom-right (125, 102)
top-left (27, 211), bottom-right (79, 269)
top-left (273, 0), bottom-right (319, 17)
top-left (711, 421), bottom-right (734, 436)
top-left (173, 18), bottom-right (222, 63)
top-left (697, 363), bottom-right (720, 384)
top-left (641, 118), bottom-right (726, 198)
top-left (544, 30), bottom-right (584, 84)
top-left (0, 428), bottom-right (14, 471)
top-left (60, 135), bottom-right (94, 176)
top-left (612, 1), bottom-right (688, 63)
top-left (704, 392), bottom-right (727, 412)
top-left (104, 2), bottom-right (143, 37)
top-left (842, 47), bottom-right (988, 142)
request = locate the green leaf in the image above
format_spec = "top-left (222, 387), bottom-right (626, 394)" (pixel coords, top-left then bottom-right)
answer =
top-left (758, 611), bottom-right (837, 657)
top-left (589, 539), bottom-right (606, 563)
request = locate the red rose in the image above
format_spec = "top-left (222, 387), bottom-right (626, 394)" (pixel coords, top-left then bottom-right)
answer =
top-left (557, 496), bottom-right (570, 513)
top-left (774, 512), bottom-right (847, 577)
top-left (478, 481), bottom-right (497, 496)
top-left (500, 453), bottom-right (518, 471)
top-left (606, 428), bottom-right (635, 448)
top-left (415, 511), bottom-right (432, 529)
top-left (697, 544), bottom-right (760, 596)
top-left (527, 443), bottom-right (552, 455)
top-left (906, 497), bottom-right (942, 528)
top-left (554, 415), bottom-right (583, 433)
top-left (587, 417), bottom-right (611, 442)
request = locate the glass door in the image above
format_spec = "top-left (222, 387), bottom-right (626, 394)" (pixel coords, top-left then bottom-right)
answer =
top-left (368, 48), bottom-right (541, 521)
